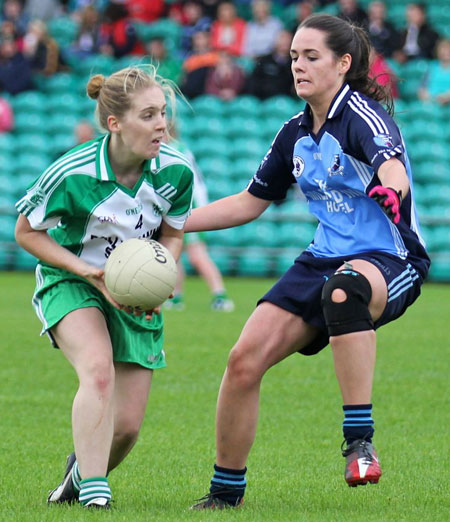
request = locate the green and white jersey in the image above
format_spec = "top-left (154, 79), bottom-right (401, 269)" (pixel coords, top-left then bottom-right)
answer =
top-left (16, 134), bottom-right (194, 269)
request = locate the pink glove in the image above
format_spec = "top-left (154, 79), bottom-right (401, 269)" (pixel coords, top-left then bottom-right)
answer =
top-left (368, 186), bottom-right (402, 224)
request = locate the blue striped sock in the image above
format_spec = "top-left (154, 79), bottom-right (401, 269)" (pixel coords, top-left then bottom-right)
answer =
top-left (79, 477), bottom-right (111, 506)
top-left (210, 464), bottom-right (247, 505)
top-left (343, 404), bottom-right (374, 443)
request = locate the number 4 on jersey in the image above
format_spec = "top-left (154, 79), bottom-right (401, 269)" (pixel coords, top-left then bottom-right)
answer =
top-left (135, 214), bottom-right (143, 230)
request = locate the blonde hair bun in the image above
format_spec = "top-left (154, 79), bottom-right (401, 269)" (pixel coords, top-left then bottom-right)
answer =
top-left (87, 74), bottom-right (106, 100)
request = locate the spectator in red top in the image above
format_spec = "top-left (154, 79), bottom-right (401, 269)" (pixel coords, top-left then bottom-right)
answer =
top-left (205, 50), bottom-right (245, 100)
top-left (369, 47), bottom-right (399, 98)
top-left (125, 0), bottom-right (164, 24)
top-left (210, 2), bottom-right (247, 56)
top-left (99, 1), bottom-right (144, 58)
top-left (0, 96), bottom-right (13, 133)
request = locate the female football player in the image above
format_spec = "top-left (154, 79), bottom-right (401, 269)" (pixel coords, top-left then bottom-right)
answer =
top-left (187, 14), bottom-right (430, 509)
top-left (15, 66), bottom-right (193, 508)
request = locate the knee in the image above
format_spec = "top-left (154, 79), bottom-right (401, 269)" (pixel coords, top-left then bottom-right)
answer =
top-left (226, 344), bottom-right (265, 390)
top-left (321, 269), bottom-right (374, 337)
top-left (81, 357), bottom-right (115, 396)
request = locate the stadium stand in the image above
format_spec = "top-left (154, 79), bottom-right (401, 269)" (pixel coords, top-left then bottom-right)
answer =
top-left (0, 0), bottom-right (449, 280)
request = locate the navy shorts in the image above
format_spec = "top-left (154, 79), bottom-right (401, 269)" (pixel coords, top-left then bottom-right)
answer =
top-left (260, 251), bottom-right (424, 356)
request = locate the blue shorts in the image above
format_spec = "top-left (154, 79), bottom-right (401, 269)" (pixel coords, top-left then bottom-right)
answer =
top-left (260, 251), bottom-right (424, 356)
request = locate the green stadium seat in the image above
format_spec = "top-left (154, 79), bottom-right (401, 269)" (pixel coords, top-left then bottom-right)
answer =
top-left (0, 133), bottom-right (15, 154)
top-left (42, 73), bottom-right (80, 94)
top-left (47, 133), bottom-right (77, 157)
top-left (229, 157), bottom-right (260, 179)
top-left (223, 117), bottom-right (266, 140)
top-left (11, 91), bottom-right (46, 115)
top-left (273, 251), bottom-right (298, 275)
top-left (278, 222), bottom-right (316, 249)
top-left (0, 215), bottom-right (16, 242)
top-left (191, 136), bottom-right (229, 161)
top-left (15, 133), bottom-right (53, 156)
top-left (261, 115), bottom-right (285, 141)
top-left (0, 243), bottom-right (14, 270)
top-left (262, 96), bottom-right (303, 121)
top-left (236, 250), bottom-right (271, 277)
top-left (191, 95), bottom-right (225, 117)
top-left (72, 54), bottom-right (115, 77)
top-left (226, 96), bottom-right (260, 118)
top-left (14, 249), bottom-right (38, 271)
top-left (228, 138), bottom-right (266, 162)
top-left (209, 250), bottom-right (233, 274)
top-left (46, 92), bottom-right (83, 114)
top-left (14, 153), bottom-right (51, 185)
top-left (428, 258), bottom-right (450, 282)
top-left (0, 154), bottom-right (15, 176)
top-left (13, 112), bottom-right (47, 134)
top-left (206, 227), bottom-right (240, 247)
top-left (193, 156), bottom-right (229, 180)
top-left (46, 113), bottom-right (80, 137)
top-left (48, 16), bottom-right (79, 47)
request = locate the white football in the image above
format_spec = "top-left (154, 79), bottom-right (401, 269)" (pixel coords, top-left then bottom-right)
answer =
top-left (104, 238), bottom-right (177, 310)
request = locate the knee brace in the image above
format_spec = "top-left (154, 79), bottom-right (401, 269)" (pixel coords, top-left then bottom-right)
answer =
top-left (321, 269), bottom-right (374, 336)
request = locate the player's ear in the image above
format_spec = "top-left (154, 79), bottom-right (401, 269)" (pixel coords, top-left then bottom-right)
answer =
top-left (107, 115), bottom-right (120, 133)
top-left (339, 53), bottom-right (352, 75)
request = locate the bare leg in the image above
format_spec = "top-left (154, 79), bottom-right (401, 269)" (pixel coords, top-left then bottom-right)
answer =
top-left (108, 362), bottom-right (153, 472)
top-left (215, 302), bottom-right (319, 469)
top-left (51, 307), bottom-right (115, 479)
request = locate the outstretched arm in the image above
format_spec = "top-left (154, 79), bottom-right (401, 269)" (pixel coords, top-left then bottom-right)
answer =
top-left (185, 190), bottom-right (271, 232)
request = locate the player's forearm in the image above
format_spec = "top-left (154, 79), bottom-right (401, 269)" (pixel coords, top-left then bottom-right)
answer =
top-left (158, 234), bottom-right (184, 263)
top-left (15, 216), bottom-right (94, 278)
top-left (185, 191), bottom-right (269, 232)
top-left (377, 157), bottom-right (410, 199)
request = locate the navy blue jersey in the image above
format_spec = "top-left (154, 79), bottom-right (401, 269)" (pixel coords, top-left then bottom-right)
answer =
top-left (247, 83), bottom-right (430, 279)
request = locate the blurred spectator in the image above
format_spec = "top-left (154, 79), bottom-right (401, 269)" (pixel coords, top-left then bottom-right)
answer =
top-left (0, 96), bottom-right (13, 132)
top-left (418, 39), bottom-right (450, 105)
top-left (75, 119), bottom-right (96, 144)
top-left (369, 47), bottom-right (399, 98)
top-left (0, 38), bottom-right (33, 94)
top-left (244, 0), bottom-right (283, 58)
top-left (205, 50), bottom-right (245, 100)
top-left (288, 0), bottom-right (315, 33)
top-left (125, 0), bottom-right (164, 23)
top-left (1, 19), bottom-right (23, 50)
top-left (24, 0), bottom-right (63, 23)
top-left (337, 0), bottom-right (368, 29)
top-left (179, 1), bottom-right (212, 58)
top-left (199, 0), bottom-right (223, 19)
top-left (23, 19), bottom-right (62, 75)
top-left (68, 4), bottom-right (102, 59)
top-left (1, 0), bottom-right (29, 36)
top-left (246, 29), bottom-right (294, 99)
top-left (181, 30), bottom-right (219, 98)
top-left (99, 1), bottom-right (144, 58)
top-left (147, 38), bottom-right (182, 85)
top-left (394, 3), bottom-right (440, 63)
top-left (367, 1), bottom-right (402, 58)
top-left (210, 2), bottom-right (247, 56)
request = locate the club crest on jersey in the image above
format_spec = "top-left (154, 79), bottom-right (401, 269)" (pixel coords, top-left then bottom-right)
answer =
top-left (293, 155), bottom-right (305, 178)
top-left (328, 154), bottom-right (344, 176)
top-left (27, 187), bottom-right (45, 207)
top-left (98, 214), bottom-right (118, 225)
top-left (152, 204), bottom-right (163, 216)
top-left (373, 133), bottom-right (394, 148)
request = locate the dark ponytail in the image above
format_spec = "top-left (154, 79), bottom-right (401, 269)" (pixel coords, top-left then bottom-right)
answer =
top-left (299, 14), bottom-right (393, 114)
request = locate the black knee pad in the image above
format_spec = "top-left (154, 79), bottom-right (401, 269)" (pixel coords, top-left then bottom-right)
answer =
top-left (321, 269), bottom-right (374, 336)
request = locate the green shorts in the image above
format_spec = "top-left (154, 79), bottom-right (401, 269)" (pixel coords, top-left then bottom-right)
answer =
top-left (33, 265), bottom-right (166, 370)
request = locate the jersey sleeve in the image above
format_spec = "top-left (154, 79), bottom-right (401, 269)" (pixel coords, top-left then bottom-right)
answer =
top-left (15, 172), bottom-right (72, 230)
top-left (247, 123), bottom-right (296, 200)
top-left (347, 94), bottom-right (405, 173)
top-left (164, 165), bottom-right (194, 230)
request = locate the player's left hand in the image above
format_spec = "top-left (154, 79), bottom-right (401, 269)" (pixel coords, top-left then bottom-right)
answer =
top-left (368, 185), bottom-right (402, 224)
top-left (123, 305), bottom-right (161, 321)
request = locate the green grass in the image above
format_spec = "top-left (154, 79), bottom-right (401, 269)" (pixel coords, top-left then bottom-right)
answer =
top-left (0, 272), bottom-right (448, 521)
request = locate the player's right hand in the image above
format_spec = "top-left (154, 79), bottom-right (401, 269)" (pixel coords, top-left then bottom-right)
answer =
top-left (368, 185), bottom-right (402, 224)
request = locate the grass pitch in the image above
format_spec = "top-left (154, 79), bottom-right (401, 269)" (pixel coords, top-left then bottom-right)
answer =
top-left (0, 271), bottom-right (448, 521)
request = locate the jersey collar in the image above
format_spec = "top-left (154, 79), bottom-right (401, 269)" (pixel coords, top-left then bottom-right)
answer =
top-left (95, 133), bottom-right (152, 181)
top-left (299, 83), bottom-right (352, 129)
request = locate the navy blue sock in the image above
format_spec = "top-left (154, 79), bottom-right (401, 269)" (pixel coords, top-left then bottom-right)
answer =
top-left (210, 464), bottom-right (247, 505)
top-left (343, 404), bottom-right (374, 443)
